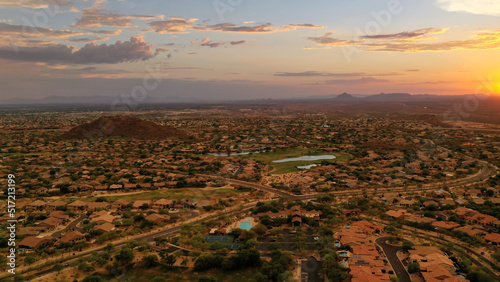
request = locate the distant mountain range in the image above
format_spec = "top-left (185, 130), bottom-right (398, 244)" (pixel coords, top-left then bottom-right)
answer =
top-left (0, 92), bottom-right (483, 105)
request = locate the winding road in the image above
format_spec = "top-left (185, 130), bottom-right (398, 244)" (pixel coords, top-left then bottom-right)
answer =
top-left (376, 237), bottom-right (411, 282)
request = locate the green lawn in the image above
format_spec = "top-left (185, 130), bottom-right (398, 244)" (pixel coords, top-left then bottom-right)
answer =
top-left (238, 147), bottom-right (351, 174)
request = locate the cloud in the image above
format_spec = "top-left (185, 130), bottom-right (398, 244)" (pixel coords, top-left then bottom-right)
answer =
top-left (275, 71), bottom-right (401, 77)
top-left (154, 48), bottom-right (170, 55)
top-left (360, 28), bottom-right (447, 41)
top-left (435, 0), bottom-right (500, 16)
top-left (307, 29), bottom-right (500, 52)
top-left (307, 32), bottom-right (355, 46)
top-left (194, 23), bottom-right (275, 33)
top-left (66, 37), bottom-right (109, 43)
top-left (275, 71), bottom-right (365, 77)
top-left (147, 17), bottom-right (198, 33)
top-left (406, 69), bottom-right (420, 72)
top-left (303, 46), bottom-right (332, 50)
top-left (230, 40), bottom-right (246, 45)
top-left (0, 0), bottom-right (72, 9)
top-left (399, 80), bottom-right (458, 85)
top-left (199, 38), bottom-right (224, 48)
top-left (0, 36), bottom-right (157, 64)
top-left (282, 24), bottom-right (324, 31)
top-left (0, 22), bottom-right (85, 39)
top-left (364, 30), bottom-right (500, 52)
top-left (91, 29), bottom-right (123, 35)
top-left (147, 20), bottom-right (324, 34)
top-left (324, 77), bottom-right (390, 84)
top-left (74, 8), bottom-right (163, 28)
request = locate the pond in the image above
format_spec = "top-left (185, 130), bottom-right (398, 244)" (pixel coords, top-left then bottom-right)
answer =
top-left (296, 164), bottom-right (320, 170)
top-left (272, 154), bottom-right (336, 163)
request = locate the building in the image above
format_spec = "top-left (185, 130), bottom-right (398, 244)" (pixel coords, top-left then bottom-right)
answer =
top-left (68, 200), bottom-right (87, 212)
top-left (19, 236), bottom-right (54, 250)
top-left (111, 199), bottom-right (129, 210)
top-left (152, 199), bottom-right (174, 211)
top-left (59, 231), bottom-right (86, 245)
top-left (145, 213), bottom-right (171, 224)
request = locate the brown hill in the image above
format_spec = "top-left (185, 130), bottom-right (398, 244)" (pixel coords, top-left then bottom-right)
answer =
top-left (61, 115), bottom-right (187, 140)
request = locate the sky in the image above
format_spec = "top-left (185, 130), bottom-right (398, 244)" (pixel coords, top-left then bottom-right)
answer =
top-left (0, 0), bottom-right (500, 102)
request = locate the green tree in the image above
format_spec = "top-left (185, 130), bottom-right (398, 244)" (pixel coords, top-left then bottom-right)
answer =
top-left (408, 262), bottom-right (420, 273)
top-left (402, 241), bottom-right (414, 252)
top-left (143, 254), bottom-right (159, 268)
top-left (162, 254), bottom-right (176, 267)
top-left (52, 263), bottom-right (64, 273)
top-left (115, 247), bottom-right (134, 265)
top-left (24, 255), bottom-right (37, 265)
top-left (251, 224), bottom-right (268, 237)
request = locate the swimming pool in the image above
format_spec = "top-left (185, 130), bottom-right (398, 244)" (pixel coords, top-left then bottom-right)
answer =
top-left (239, 222), bottom-right (252, 230)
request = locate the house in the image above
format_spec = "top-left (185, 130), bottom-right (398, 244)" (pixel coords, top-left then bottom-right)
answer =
top-left (132, 200), bottom-right (152, 210)
top-left (111, 199), bottom-right (129, 210)
top-left (400, 199), bottom-right (416, 206)
top-left (467, 189), bottom-right (482, 197)
top-left (94, 222), bottom-right (115, 233)
top-left (468, 213), bottom-right (500, 228)
top-left (433, 190), bottom-right (451, 198)
top-left (351, 220), bottom-right (383, 234)
top-left (87, 202), bottom-right (110, 212)
top-left (46, 200), bottom-right (67, 211)
top-left (108, 184), bottom-right (123, 190)
top-left (336, 227), bottom-right (370, 246)
top-left (423, 200), bottom-right (440, 208)
top-left (68, 200), bottom-right (87, 212)
top-left (432, 221), bottom-right (460, 230)
top-left (174, 199), bottom-right (197, 209)
top-left (38, 217), bottom-right (62, 230)
top-left (152, 199), bottom-right (173, 211)
top-left (18, 227), bottom-right (44, 237)
top-left (453, 207), bottom-right (476, 217)
top-left (342, 208), bottom-right (362, 217)
top-left (25, 200), bottom-right (46, 211)
top-left (90, 211), bottom-right (116, 224)
top-left (386, 209), bottom-right (411, 219)
top-left (484, 233), bottom-right (500, 245)
top-left (351, 245), bottom-right (380, 260)
top-left (59, 231), bottom-right (85, 245)
top-left (49, 211), bottom-right (70, 221)
top-left (145, 213), bottom-right (170, 224)
top-left (19, 236), bottom-right (54, 250)
top-left (455, 226), bottom-right (486, 237)
top-left (301, 209), bottom-right (322, 220)
top-left (409, 246), bottom-right (454, 270)
top-left (350, 266), bottom-right (391, 282)
top-left (421, 264), bottom-right (466, 281)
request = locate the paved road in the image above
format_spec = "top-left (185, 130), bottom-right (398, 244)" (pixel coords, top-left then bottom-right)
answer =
top-left (376, 237), bottom-right (411, 282)
top-left (51, 215), bottom-right (85, 239)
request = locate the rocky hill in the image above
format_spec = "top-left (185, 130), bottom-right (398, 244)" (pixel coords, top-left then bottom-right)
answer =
top-left (61, 115), bottom-right (187, 140)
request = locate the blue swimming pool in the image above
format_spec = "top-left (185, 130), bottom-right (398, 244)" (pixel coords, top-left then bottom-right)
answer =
top-left (239, 222), bottom-right (252, 230)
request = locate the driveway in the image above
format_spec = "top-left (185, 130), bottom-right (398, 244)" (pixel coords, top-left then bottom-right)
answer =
top-left (376, 237), bottom-right (411, 282)
top-left (51, 215), bottom-right (86, 239)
